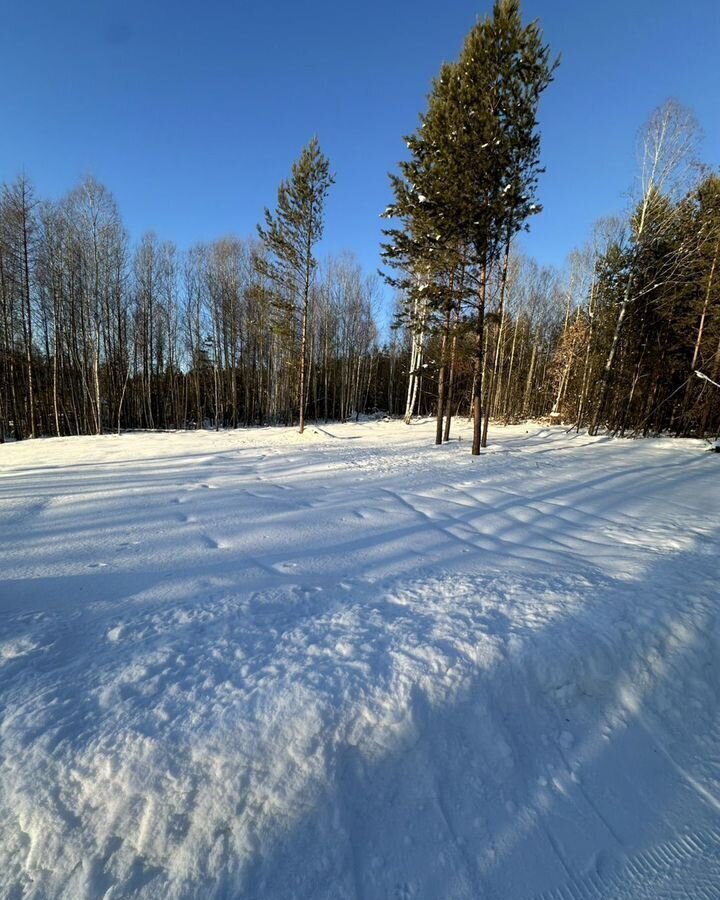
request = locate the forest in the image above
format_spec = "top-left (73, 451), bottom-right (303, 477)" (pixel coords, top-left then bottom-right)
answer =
top-left (1, 1), bottom-right (718, 449)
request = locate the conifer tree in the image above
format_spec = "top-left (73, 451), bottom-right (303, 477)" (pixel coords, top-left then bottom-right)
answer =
top-left (257, 137), bottom-right (334, 433)
top-left (382, 0), bottom-right (556, 454)
top-left (446, 0), bottom-right (557, 454)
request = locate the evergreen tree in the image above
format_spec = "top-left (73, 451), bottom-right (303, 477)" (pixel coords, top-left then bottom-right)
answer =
top-left (381, 63), bottom-right (464, 434)
top-left (257, 137), bottom-right (334, 433)
top-left (446, 0), bottom-right (557, 454)
top-left (382, 0), bottom-right (557, 454)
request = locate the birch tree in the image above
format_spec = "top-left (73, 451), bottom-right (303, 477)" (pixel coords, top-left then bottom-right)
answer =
top-left (590, 100), bottom-right (699, 434)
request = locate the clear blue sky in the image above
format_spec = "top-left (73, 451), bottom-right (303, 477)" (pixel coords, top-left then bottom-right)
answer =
top-left (2, 0), bottom-right (719, 299)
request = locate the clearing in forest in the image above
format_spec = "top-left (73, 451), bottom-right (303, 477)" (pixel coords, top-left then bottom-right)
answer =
top-left (1, 419), bottom-right (718, 899)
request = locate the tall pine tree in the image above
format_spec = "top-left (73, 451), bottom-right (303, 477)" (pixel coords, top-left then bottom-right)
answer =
top-left (382, 0), bottom-right (557, 454)
top-left (257, 137), bottom-right (334, 433)
top-left (448, 0), bottom-right (557, 454)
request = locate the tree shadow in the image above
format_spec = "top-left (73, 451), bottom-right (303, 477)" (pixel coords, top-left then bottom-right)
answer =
top-left (1, 430), bottom-right (718, 897)
top-left (1, 538), bottom-right (717, 899)
top-left (225, 540), bottom-right (719, 899)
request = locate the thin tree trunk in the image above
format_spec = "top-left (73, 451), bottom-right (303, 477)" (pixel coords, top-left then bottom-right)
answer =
top-left (21, 203), bottom-right (37, 438)
top-left (404, 293), bottom-right (426, 424)
top-left (682, 238), bottom-right (718, 430)
top-left (93, 325), bottom-right (103, 434)
top-left (523, 343), bottom-right (537, 419)
top-left (435, 280), bottom-right (454, 444)
top-left (481, 241), bottom-right (511, 448)
top-left (443, 318), bottom-right (458, 443)
top-left (575, 274), bottom-right (597, 431)
top-left (52, 311), bottom-right (60, 436)
top-left (502, 314), bottom-right (521, 423)
top-left (117, 358), bottom-right (132, 435)
top-left (699, 330), bottom-right (720, 437)
top-left (472, 263), bottom-right (487, 456)
top-left (590, 271), bottom-right (633, 435)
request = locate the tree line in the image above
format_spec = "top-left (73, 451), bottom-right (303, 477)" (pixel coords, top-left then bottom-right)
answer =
top-left (2, 0), bottom-right (718, 446)
top-left (0, 160), bottom-right (386, 440)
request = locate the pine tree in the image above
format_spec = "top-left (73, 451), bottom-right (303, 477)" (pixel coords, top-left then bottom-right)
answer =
top-left (446, 0), bottom-right (557, 454)
top-left (257, 138), bottom-right (334, 433)
top-left (382, 0), bottom-right (556, 454)
top-left (380, 63), bottom-right (463, 433)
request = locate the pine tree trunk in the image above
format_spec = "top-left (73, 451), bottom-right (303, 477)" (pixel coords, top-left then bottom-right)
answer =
top-left (298, 252), bottom-right (311, 434)
top-left (472, 264), bottom-right (487, 456)
top-left (481, 241), bottom-right (511, 447)
top-left (298, 302), bottom-right (307, 434)
top-left (443, 319), bottom-right (458, 443)
top-left (435, 290), bottom-right (453, 445)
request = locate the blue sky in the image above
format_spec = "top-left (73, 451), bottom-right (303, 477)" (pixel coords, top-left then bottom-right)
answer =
top-left (2, 0), bottom-right (719, 300)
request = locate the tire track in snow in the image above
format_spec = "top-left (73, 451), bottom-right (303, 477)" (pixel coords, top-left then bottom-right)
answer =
top-left (529, 827), bottom-right (720, 899)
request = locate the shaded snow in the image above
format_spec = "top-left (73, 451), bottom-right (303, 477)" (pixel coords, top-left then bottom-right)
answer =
top-left (0, 420), bottom-right (718, 898)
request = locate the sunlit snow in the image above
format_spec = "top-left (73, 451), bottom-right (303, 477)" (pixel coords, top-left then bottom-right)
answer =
top-left (1, 419), bottom-right (718, 898)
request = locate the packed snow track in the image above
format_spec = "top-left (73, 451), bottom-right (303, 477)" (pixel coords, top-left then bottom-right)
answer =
top-left (1, 419), bottom-right (718, 899)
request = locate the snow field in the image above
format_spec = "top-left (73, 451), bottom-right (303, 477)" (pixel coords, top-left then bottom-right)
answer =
top-left (0, 419), bottom-right (718, 898)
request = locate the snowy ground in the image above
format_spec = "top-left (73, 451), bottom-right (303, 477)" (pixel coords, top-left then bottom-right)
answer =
top-left (1, 418), bottom-right (719, 899)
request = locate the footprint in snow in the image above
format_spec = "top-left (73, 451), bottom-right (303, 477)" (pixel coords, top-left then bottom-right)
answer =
top-left (176, 513), bottom-right (197, 524)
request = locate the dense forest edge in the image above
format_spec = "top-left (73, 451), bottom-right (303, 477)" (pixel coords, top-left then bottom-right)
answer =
top-left (1, 1), bottom-right (718, 448)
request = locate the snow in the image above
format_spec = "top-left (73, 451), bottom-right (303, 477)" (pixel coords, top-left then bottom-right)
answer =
top-left (1, 420), bottom-right (719, 899)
